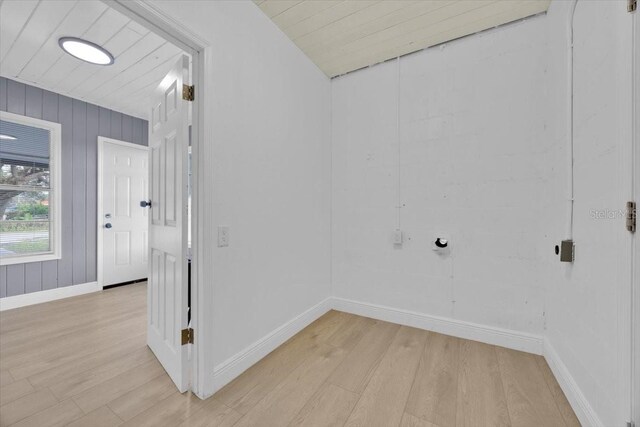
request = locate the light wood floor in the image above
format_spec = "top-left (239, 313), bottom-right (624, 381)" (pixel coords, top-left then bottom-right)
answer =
top-left (0, 282), bottom-right (580, 427)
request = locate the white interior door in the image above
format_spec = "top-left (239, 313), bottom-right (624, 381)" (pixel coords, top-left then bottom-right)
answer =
top-left (147, 55), bottom-right (191, 393)
top-left (99, 138), bottom-right (149, 287)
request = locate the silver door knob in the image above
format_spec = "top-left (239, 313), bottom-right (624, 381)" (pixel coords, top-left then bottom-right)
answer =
top-left (140, 200), bottom-right (152, 208)
top-left (104, 223), bottom-right (112, 229)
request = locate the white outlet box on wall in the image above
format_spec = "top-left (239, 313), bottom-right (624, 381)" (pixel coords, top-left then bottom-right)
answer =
top-left (432, 233), bottom-right (450, 254)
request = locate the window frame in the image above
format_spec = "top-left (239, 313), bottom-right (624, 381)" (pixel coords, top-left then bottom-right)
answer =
top-left (0, 111), bottom-right (62, 265)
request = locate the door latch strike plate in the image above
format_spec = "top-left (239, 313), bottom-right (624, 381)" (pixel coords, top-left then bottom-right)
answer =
top-left (181, 328), bottom-right (194, 345)
top-left (627, 201), bottom-right (636, 233)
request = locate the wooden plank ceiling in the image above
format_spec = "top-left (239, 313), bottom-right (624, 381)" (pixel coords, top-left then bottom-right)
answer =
top-left (0, 0), bottom-right (183, 120)
top-left (255, 0), bottom-right (552, 77)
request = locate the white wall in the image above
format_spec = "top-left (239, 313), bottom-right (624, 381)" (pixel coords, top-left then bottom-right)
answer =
top-left (332, 2), bottom-right (635, 425)
top-left (542, 1), bottom-right (634, 426)
top-left (332, 16), bottom-right (549, 336)
top-left (147, 0), bottom-right (332, 376)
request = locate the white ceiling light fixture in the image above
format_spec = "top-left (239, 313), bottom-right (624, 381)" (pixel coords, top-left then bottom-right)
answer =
top-left (58, 37), bottom-right (114, 65)
top-left (0, 134), bottom-right (17, 140)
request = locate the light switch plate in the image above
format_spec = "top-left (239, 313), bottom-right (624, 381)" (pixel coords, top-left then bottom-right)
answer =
top-left (218, 226), bottom-right (229, 247)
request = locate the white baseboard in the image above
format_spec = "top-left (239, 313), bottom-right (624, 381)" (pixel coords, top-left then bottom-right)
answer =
top-left (543, 338), bottom-right (603, 427)
top-left (207, 297), bottom-right (333, 396)
top-left (331, 297), bottom-right (544, 355)
top-left (0, 282), bottom-right (102, 312)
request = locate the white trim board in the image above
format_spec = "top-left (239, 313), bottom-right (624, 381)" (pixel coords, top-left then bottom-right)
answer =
top-left (332, 297), bottom-right (544, 355)
top-left (208, 297), bottom-right (333, 396)
top-left (0, 282), bottom-right (102, 312)
top-left (543, 338), bottom-right (604, 427)
top-left (0, 111), bottom-right (62, 267)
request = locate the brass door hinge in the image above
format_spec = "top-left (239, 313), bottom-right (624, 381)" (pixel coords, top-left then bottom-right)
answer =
top-left (627, 201), bottom-right (637, 233)
top-left (182, 84), bottom-right (195, 101)
top-left (630, 0), bottom-right (637, 12)
top-left (181, 328), bottom-right (194, 345)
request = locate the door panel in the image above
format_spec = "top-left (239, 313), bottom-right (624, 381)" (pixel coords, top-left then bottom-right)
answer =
top-left (165, 132), bottom-right (177, 226)
top-left (151, 146), bottom-right (162, 225)
top-left (146, 55), bottom-right (190, 393)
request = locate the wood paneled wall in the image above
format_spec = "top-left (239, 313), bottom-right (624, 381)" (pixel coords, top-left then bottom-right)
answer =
top-left (0, 77), bottom-right (148, 297)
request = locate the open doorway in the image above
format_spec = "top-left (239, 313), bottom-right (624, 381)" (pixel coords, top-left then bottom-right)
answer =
top-left (0, 0), bottom-right (199, 397)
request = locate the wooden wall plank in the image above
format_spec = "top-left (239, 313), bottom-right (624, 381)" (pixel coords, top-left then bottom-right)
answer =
top-left (85, 104), bottom-right (100, 283)
top-left (25, 85), bottom-right (43, 119)
top-left (57, 95), bottom-right (74, 288)
top-left (41, 261), bottom-right (58, 291)
top-left (72, 99), bottom-right (87, 285)
top-left (1, 78), bottom-right (148, 298)
top-left (142, 121), bottom-right (148, 149)
top-left (41, 88), bottom-right (59, 289)
top-left (122, 114), bottom-right (133, 143)
top-left (0, 77), bottom-right (9, 111)
top-left (6, 79), bottom-right (25, 115)
top-left (132, 117), bottom-right (143, 145)
top-left (42, 90), bottom-right (58, 122)
top-left (6, 265), bottom-right (25, 297)
top-left (99, 107), bottom-right (111, 138)
top-left (24, 263), bottom-right (42, 294)
top-left (110, 111), bottom-right (122, 140)
top-left (0, 266), bottom-right (6, 298)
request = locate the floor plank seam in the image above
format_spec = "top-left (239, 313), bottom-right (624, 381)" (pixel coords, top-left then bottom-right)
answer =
top-left (5, 388), bottom-right (62, 427)
top-left (452, 336), bottom-right (462, 427)
top-left (23, 339), bottom-right (148, 388)
top-left (105, 403), bottom-right (127, 424)
top-left (494, 346), bottom-right (515, 427)
top-left (399, 331), bottom-right (430, 427)
top-left (224, 341), bottom-right (323, 423)
top-left (53, 351), bottom-right (156, 402)
top-left (286, 376), bottom-right (334, 427)
top-left (339, 324), bottom-right (404, 427)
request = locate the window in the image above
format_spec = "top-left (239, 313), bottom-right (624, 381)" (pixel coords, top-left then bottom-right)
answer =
top-left (0, 111), bottom-right (61, 265)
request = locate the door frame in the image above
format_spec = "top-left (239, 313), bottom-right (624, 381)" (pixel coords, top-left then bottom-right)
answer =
top-left (104, 0), bottom-right (210, 398)
top-left (96, 136), bottom-right (149, 289)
